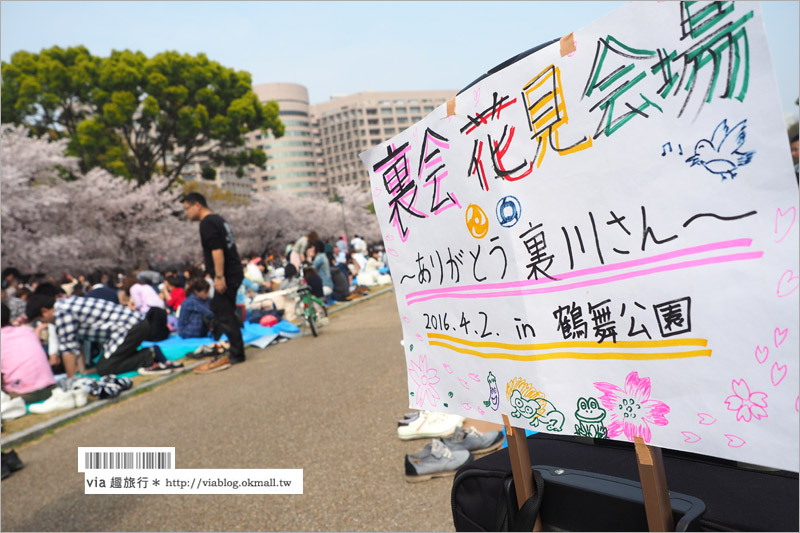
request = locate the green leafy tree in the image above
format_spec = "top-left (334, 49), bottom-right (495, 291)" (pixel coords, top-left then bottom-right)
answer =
top-left (2, 46), bottom-right (284, 187)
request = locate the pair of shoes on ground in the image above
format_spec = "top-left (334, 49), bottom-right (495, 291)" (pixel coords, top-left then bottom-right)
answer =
top-left (194, 354), bottom-right (244, 374)
top-left (1, 391), bottom-right (27, 420)
top-left (28, 386), bottom-right (87, 414)
top-left (397, 410), bottom-right (466, 440)
top-left (404, 427), bottom-right (504, 482)
top-left (82, 374), bottom-right (132, 400)
top-left (1, 450), bottom-right (24, 480)
top-left (138, 360), bottom-right (184, 376)
top-left (188, 342), bottom-right (229, 359)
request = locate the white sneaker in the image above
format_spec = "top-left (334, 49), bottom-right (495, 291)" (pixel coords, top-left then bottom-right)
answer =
top-left (29, 388), bottom-right (76, 414)
top-left (1, 392), bottom-right (27, 420)
top-left (71, 386), bottom-right (88, 408)
top-left (397, 410), bottom-right (465, 440)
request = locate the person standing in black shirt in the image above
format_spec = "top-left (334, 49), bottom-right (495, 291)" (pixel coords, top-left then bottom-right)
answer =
top-left (182, 192), bottom-right (245, 373)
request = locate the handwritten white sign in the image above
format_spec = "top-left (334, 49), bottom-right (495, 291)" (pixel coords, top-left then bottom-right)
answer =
top-left (360, 1), bottom-right (799, 471)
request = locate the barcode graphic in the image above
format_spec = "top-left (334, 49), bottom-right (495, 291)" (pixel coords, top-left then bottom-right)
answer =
top-left (84, 451), bottom-right (172, 470)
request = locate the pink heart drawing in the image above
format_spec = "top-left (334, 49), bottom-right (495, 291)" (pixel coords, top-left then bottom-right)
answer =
top-left (443, 363), bottom-right (453, 374)
top-left (774, 328), bottom-right (788, 349)
top-left (387, 248), bottom-right (399, 258)
top-left (461, 402), bottom-right (472, 411)
top-left (725, 434), bottom-right (746, 448)
top-left (458, 378), bottom-right (470, 390)
top-left (468, 373), bottom-right (481, 382)
top-left (682, 431), bottom-right (701, 444)
top-left (373, 187), bottom-right (382, 198)
top-left (477, 407), bottom-right (486, 416)
top-left (770, 362), bottom-right (787, 386)
top-left (755, 345), bottom-right (769, 364)
top-left (777, 270), bottom-right (799, 298)
top-left (697, 413), bottom-right (717, 425)
top-left (384, 233), bottom-right (394, 241)
top-left (774, 206), bottom-right (796, 243)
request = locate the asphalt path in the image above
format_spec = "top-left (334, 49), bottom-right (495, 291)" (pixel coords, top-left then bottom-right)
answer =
top-left (1, 291), bottom-right (457, 532)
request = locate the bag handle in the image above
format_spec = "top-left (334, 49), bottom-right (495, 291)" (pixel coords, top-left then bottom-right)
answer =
top-left (509, 469), bottom-right (545, 532)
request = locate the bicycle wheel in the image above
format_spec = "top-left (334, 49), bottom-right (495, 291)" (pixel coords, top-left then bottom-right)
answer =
top-left (308, 311), bottom-right (318, 337)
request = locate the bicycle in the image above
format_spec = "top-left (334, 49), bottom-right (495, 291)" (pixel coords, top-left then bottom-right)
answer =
top-left (294, 286), bottom-right (328, 337)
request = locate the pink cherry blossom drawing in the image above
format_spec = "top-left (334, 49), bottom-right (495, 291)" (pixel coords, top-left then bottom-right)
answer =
top-left (697, 413), bottom-right (717, 425)
top-left (774, 206), bottom-right (796, 243)
top-left (724, 379), bottom-right (768, 422)
top-left (442, 363), bottom-right (454, 374)
top-left (408, 354), bottom-right (440, 408)
top-left (725, 434), bottom-right (746, 448)
top-left (681, 431), bottom-right (701, 444)
top-left (468, 373), bottom-right (481, 382)
top-left (754, 345), bottom-right (769, 364)
top-left (771, 362), bottom-right (787, 386)
top-left (774, 328), bottom-right (788, 348)
top-left (458, 378), bottom-right (470, 390)
top-left (594, 371), bottom-right (670, 443)
top-left (461, 402), bottom-right (472, 411)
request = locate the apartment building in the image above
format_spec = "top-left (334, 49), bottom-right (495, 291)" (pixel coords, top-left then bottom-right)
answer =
top-left (310, 89), bottom-right (455, 197)
top-left (184, 85), bottom-right (456, 199)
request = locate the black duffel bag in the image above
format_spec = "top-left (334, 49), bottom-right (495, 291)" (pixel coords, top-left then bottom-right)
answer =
top-left (452, 433), bottom-right (798, 532)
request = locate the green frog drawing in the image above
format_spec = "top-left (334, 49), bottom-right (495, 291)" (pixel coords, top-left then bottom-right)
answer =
top-left (574, 397), bottom-right (607, 439)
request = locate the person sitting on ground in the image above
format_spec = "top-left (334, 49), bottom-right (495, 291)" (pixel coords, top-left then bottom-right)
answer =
top-left (357, 248), bottom-right (393, 287)
top-left (85, 271), bottom-right (119, 304)
top-left (306, 244), bottom-right (333, 298)
top-left (303, 267), bottom-right (324, 299)
top-left (0, 303), bottom-right (57, 403)
top-left (330, 253), bottom-right (351, 302)
top-left (25, 294), bottom-right (181, 377)
top-left (280, 263), bottom-right (301, 292)
top-left (160, 274), bottom-right (186, 313)
top-left (177, 278), bottom-right (215, 339)
top-left (121, 275), bottom-right (165, 315)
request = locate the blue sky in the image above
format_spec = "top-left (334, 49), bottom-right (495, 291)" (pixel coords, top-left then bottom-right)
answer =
top-left (2, 1), bottom-right (798, 119)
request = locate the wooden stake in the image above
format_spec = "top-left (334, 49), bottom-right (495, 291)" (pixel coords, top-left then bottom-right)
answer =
top-left (502, 414), bottom-right (542, 532)
top-left (633, 436), bottom-right (674, 532)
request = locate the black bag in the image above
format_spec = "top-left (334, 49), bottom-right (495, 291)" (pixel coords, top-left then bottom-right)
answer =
top-left (452, 433), bottom-right (798, 532)
top-left (144, 307), bottom-right (170, 342)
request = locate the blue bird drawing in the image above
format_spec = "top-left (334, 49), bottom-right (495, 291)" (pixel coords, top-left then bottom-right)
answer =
top-left (686, 119), bottom-right (755, 181)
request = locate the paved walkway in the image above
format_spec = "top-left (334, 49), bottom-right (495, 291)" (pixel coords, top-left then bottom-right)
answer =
top-left (0, 291), bottom-right (457, 532)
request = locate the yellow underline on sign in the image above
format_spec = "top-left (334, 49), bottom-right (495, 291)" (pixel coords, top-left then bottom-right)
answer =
top-left (426, 332), bottom-right (708, 350)
top-left (428, 341), bottom-right (712, 362)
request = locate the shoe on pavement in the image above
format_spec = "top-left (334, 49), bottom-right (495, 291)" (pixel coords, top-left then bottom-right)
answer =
top-left (71, 386), bottom-right (88, 408)
top-left (397, 411), bottom-right (465, 440)
top-left (194, 355), bottom-right (231, 374)
top-left (29, 387), bottom-right (76, 414)
top-left (138, 362), bottom-right (174, 376)
top-left (405, 438), bottom-right (472, 482)
top-left (2, 450), bottom-right (25, 472)
top-left (163, 360), bottom-right (184, 370)
top-left (189, 344), bottom-right (217, 359)
top-left (397, 411), bottom-right (422, 426)
top-left (1, 392), bottom-right (27, 420)
top-left (442, 426), bottom-right (504, 456)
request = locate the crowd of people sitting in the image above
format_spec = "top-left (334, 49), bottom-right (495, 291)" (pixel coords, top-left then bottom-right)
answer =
top-left (0, 231), bottom-right (392, 434)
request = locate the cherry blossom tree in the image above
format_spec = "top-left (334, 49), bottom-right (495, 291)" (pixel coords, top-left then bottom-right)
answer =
top-left (2, 124), bottom-right (382, 276)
